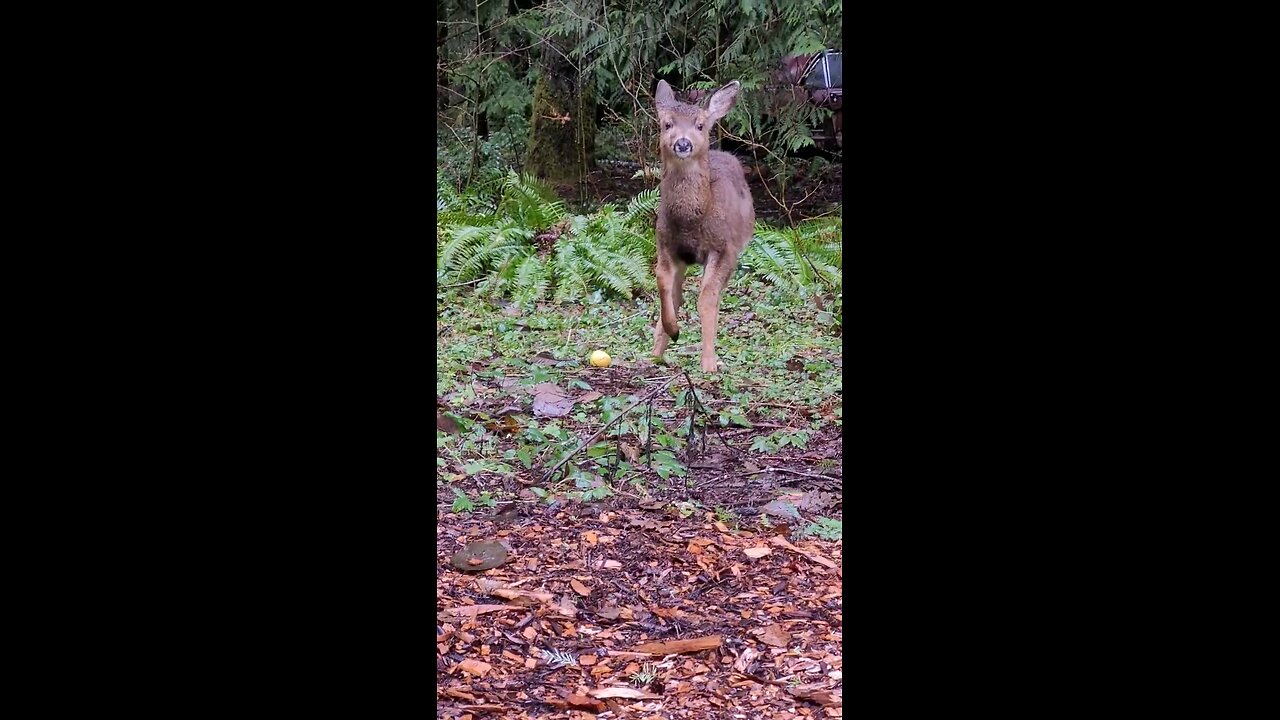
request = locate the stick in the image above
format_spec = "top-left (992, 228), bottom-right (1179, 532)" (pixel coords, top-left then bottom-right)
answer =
top-left (741, 467), bottom-right (840, 482)
top-left (542, 373), bottom-right (681, 481)
top-left (440, 278), bottom-right (485, 289)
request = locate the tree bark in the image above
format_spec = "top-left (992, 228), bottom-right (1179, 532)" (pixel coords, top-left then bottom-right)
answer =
top-left (525, 38), bottom-right (595, 183)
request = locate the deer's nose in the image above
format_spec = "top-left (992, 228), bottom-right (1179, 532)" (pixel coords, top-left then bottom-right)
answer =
top-left (674, 138), bottom-right (692, 154)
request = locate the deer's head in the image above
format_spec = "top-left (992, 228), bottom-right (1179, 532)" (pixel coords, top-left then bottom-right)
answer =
top-left (654, 79), bottom-right (740, 162)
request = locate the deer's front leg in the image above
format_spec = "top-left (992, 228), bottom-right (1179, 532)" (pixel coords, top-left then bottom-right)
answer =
top-left (698, 256), bottom-right (727, 373)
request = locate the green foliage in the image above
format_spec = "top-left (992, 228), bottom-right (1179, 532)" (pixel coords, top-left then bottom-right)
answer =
top-left (451, 487), bottom-right (496, 513)
top-left (439, 0), bottom-right (843, 199)
top-left (749, 429), bottom-right (811, 453)
top-left (741, 217), bottom-right (842, 293)
top-left (438, 172), bottom-right (657, 303)
top-left (801, 516), bottom-right (842, 540)
top-left (437, 119), bottom-right (531, 192)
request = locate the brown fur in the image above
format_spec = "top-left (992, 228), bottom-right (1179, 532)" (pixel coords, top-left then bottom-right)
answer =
top-left (652, 79), bottom-right (755, 373)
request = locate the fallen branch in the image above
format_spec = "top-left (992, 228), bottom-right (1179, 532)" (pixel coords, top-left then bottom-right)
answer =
top-left (742, 466), bottom-right (840, 482)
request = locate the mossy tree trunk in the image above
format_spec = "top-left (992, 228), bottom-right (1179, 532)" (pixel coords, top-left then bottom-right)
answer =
top-left (526, 38), bottom-right (595, 183)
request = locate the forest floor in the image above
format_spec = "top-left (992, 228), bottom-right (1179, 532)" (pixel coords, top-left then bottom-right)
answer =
top-left (436, 280), bottom-right (843, 718)
top-left (554, 152), bottom-right (843, 225)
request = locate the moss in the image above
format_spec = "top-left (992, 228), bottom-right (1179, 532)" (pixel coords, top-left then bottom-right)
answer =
top-left (526, 53), bottom-right (596, 183)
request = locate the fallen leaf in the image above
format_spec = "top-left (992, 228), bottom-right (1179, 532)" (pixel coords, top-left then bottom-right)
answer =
top-left (576, 390), bottom-right (602, 404)
top-left (564, 694), bottom-right (605, 712)
top-left (769, 535), bottom-right (837, 569)
top-left (437, 412), bottom-right (459, 434)
top-left (438, 604), bottom-right (521, 622)
top-left (532, 382), bottom-right (574, 417)
top-left (743, 547), bottom-right (772, 559)
top-left (530, 351), bottom-right (558, 365)
top-left (570, 579), bottom-right (592, 596)
top-left (760, 499), bottom-right (802, 521)
top-left (759, 623), bottom-right (790, 648)
top-left (455, 658), bottom-right (492, 677)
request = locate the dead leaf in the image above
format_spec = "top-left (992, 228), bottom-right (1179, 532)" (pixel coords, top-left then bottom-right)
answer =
top-left (483, 414), bottom-right (521, 434)
top-left (590, 687), bottom-right (662, 699)
top-left (570, 579), bottom-right (592, 596)
top-left (760, 499), bottom-right (803, 521)
top-left (770, 535), bottom-right (837, 569)
top-left (743, 546), bottom-right (771, 559)
top-left (759, 623), bottom-right (790, 648)
top-left (621, 442), bottom-right (639, 462)
top-left (532, 382), bottom-right (574, 417)
top-left (576, 390), bottom-right (602, 404)
top-left (455, 658), bottom-right (493, 677)
top-left (438, 604), bottom-right (520, 622)
top-left (530, 351), bottom-right (558, 365)
top-left (564, 694), bottom-right (605, 712)
top-left (437, 412), bottom-right (459, 434)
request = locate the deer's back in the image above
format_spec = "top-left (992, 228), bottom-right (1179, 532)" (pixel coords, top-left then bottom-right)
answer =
top-left (706, 151), bottom-right (754, 254)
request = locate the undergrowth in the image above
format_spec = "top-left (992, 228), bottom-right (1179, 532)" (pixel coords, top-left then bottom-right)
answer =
top-left (437, 171), bottom-right (841, 304)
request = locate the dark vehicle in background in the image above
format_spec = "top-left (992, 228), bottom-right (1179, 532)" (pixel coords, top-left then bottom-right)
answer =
top-left (776, 49), bottom-right (842, 148)
top-left (683, 49), bottom-right (842, 151)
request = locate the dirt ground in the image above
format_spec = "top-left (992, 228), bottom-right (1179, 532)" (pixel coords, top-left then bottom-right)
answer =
top-left (556, 154), bottom-right (842, 224)
top-left (437, 362), bottom-right (843, 718)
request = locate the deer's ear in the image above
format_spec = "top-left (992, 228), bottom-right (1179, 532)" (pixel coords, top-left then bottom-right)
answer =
top-left (655, 80), bottom-right (675, 108)
top-left (707, 81), bottom-right (740, 122)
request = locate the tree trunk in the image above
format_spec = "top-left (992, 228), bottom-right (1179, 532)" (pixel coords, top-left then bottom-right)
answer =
top-left (526, 38), bottom-right (595, 183)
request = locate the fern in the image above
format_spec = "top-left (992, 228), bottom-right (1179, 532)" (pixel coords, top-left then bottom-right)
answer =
top-left (438, 177), bottom-right (658, 303)
top-left (740, 217), bottom-right (841, 293)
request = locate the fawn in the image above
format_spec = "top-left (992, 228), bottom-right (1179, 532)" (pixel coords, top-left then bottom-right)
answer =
top-left (652, 79), bottom-right (755, 373)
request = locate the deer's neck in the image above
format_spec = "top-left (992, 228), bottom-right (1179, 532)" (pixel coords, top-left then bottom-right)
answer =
top-left (661, 158), bottom-right (711, 224)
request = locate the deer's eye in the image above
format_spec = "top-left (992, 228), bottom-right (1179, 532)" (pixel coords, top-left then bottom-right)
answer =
top-left (697, 122), bottom-right (704, 131)
top-left (664, 121), bottom-right (672, 130)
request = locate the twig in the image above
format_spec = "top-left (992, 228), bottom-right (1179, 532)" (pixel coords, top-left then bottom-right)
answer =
top-left (440, 278), bottom-right (485, 289)
top-left (679, 369), bottom-right (709, 457)
top-left (741, 466), bottom-right (840, 482)
top-left (543, 373), bottom-right (682, 482)
top-left (644, 400), bottom-right (654, 467)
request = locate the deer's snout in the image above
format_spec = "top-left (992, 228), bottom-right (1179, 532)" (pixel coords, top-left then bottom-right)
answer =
top-left (673, 138), bottom-right (693, 157)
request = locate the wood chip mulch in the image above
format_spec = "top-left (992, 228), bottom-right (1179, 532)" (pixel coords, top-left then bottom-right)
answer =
top-left (436, 506), bottom-right (843, 718)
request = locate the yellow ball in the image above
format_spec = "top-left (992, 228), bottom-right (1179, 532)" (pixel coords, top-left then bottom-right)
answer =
top-left (589, 350), bottom-right (611, 367)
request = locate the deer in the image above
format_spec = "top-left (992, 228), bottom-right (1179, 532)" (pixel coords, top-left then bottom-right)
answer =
top-left (651, 79), bottom-right (755, 373)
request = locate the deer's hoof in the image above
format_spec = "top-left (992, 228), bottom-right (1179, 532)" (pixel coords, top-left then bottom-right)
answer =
top-left (700, 356), bottom-right (722, 373)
